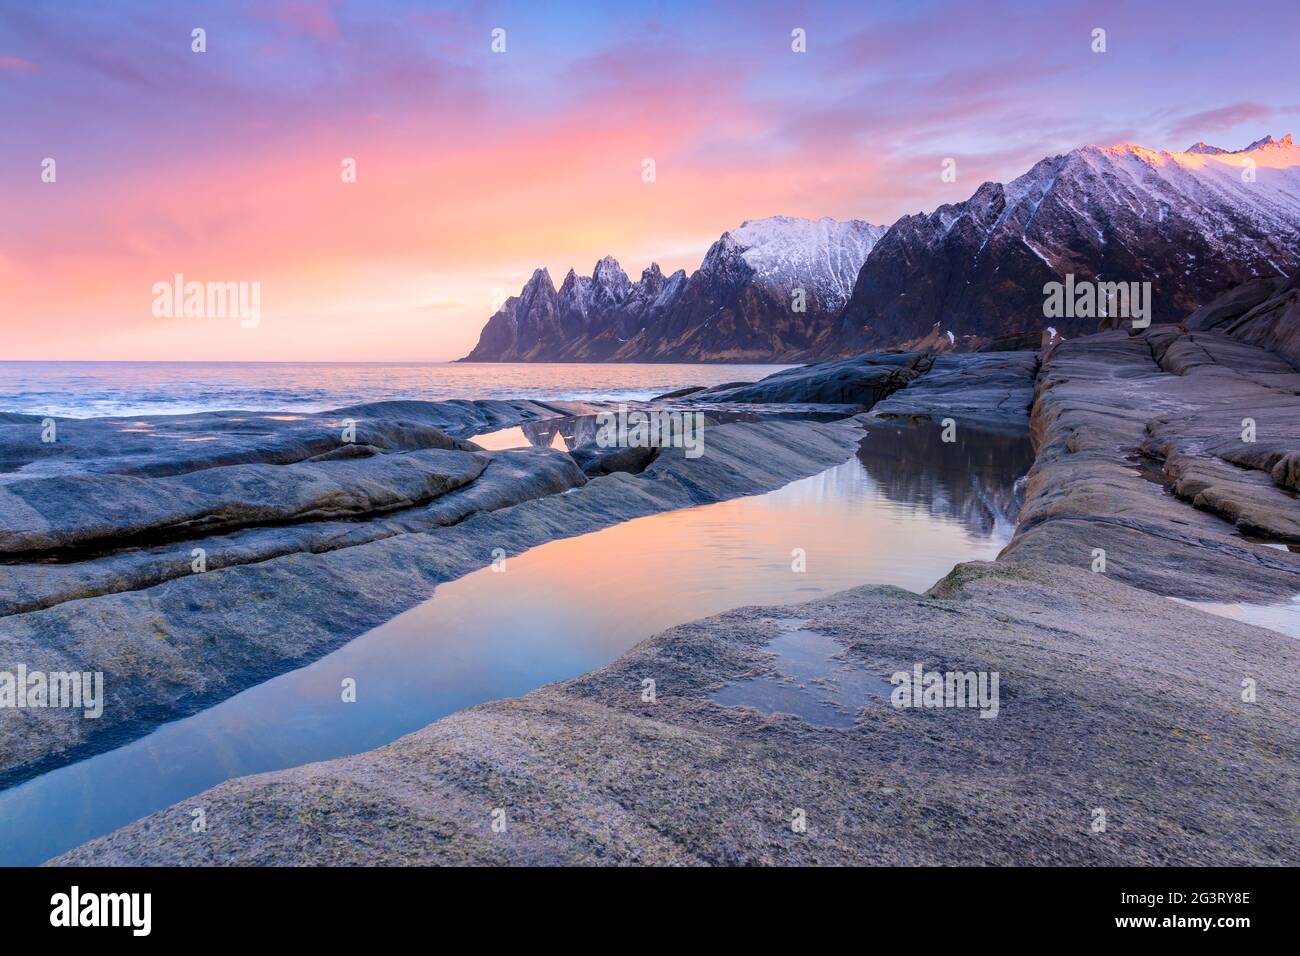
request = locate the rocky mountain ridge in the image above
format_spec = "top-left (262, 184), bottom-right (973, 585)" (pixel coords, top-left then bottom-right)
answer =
top-left (464, 135), bottom-right (1300, 362)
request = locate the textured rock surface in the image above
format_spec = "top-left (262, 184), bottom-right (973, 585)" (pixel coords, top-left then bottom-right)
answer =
top-left (1004, 329), bottom-right (1300, 597)
top-left (0, 411), bottom-right (863, 785)
top-left (36, 312), bottom-right (1300, 866)
top-left (567, 442), bottom-right (660, 477)
top-left (686, 352), bottom-right (930, 406)
top-left (0, 447), bottom-right (585, 618)
top-left (0, 447), bottom-right (488, 555)
top-left (867, 352), bottom-right (1037, 431)
top-left (1183, 275), bottom-right (1289, 331)
top-left (54, 558), bottom-right (1299, 867)
top-left (1217, 272), bottom-right (1300, 367)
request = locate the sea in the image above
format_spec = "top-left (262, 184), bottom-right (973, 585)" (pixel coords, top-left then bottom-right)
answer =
top-left (0, 361), bottom-right (797, 418)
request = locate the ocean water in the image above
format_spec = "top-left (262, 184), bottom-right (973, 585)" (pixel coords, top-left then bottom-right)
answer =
top-left (0, 361), bottom-right (795, 419)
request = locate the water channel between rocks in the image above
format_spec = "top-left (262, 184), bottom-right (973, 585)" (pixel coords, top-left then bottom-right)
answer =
top-left (0, 423), bottom-right (1035, 864)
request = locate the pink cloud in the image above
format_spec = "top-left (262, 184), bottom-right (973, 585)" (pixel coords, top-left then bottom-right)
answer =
top-left (0, 54), bottom-right (37, 72)
top-left (1167, 102), bottom-right (1275, 140)
top-left (265, 1), bottom-right (340, 41)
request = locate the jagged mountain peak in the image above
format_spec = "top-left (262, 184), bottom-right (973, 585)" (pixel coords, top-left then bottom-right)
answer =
top-left (708, 215), bottom-right (888, 304)
top-left (521, 267), bottom-right (555, 297)
top-left (1243, 133), bottom-right (1289, 150)
top-left (592, 254), bottom-right (624, 276)
top-left (557, 268), bottom-right (582, 297)
top-left (1079, 134), bottom-right (1299, 168)
top-left (464, 215), bottom-right (887, 362)
top-left (1104, 133), bottom-right (1296, 160)
top-left (590, 256), bottom-right (631, 305)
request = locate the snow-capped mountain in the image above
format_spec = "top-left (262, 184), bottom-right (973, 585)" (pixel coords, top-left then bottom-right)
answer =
top-left (718, 216), bottom-right (884, 311)
top-left (835, 134), bottom-right (1300, 348)
top-left (462, 216), bottom-right (885, 362)
top-left (464, 136), bottom-right (1300, 362)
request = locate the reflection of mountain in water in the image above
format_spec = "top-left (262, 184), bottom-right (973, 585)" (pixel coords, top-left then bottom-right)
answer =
top-left (856, 423), bottom-right (1034, 539)
top-left (521, 415), bottom-right (597, 450)
top-left (518, 414), bottom-right (1033, 539)
top-left (519, 409), bottom-right (792, 451)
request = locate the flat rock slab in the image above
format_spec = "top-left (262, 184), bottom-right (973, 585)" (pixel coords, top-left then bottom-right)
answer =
top-left (1006, 330), bottom-right (1300, 599)
top-left (1164, 453), bottom-right (1300, 542)
top-left (0, 447), bottom-right (585, 617)
top-left (686, 352), bottom-right (930, 406)
top-left (55, 559), bottom-right (1299, 866)
top-left (0, 447), bottom-right (489, 554)
top-left (0, 398), bottom-right (585, 482)
top-left (867, 352), bottom-right (1038, 432)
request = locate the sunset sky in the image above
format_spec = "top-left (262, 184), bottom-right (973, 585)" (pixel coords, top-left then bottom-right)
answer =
top-left (2, 0), bottom-right (1297, 361)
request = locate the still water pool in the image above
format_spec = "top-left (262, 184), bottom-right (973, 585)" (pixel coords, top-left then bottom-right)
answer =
top-left (0, 423), bottom-right (1032, 864)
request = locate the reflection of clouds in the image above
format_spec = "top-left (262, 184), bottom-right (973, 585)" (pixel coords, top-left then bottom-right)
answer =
top-left (855, 423), bottom-right (1034, 541)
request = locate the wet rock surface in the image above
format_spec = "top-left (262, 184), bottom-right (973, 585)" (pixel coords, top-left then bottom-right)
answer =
top-left (685, 351), bottom-right (930, 406)
top-left (866, 352), bottom-right (1037, 432)
top-left (567, 442), bottom-right (660, 477)
top-left (23, 310), bottom-right (1300, 865)
top-left (1006, 327), bottom-right (1300, 597)
top-left (0, 400), bottom-right (863, 785)
top-left (55, 559), bottom-right (1299, 866)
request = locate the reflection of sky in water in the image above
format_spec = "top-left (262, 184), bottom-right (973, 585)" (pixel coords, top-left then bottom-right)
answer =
top-left (471, 425), bottom-right (568, 451)
top-left (1170, 595), bottom-right (1300, 640)
top-left (711, 622), bottom-right (895, 727)
top-left (0, 426), bottom-right (1029, 865)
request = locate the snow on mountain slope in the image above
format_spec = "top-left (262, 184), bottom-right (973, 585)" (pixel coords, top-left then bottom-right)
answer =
top-left (464, 216), bottom-right (886, 362)
top-left (837, 134), bottom-right (1300, 347)
top-left (726, 216), bottom-right (886, 310)
top-left (465, 135), bottom-right (1300, 361)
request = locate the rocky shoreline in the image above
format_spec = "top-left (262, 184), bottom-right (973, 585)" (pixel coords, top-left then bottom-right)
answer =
top-left (0, 398), bottom-right (868, 787)
top-left (5, 280), bottom-right (1298, 865)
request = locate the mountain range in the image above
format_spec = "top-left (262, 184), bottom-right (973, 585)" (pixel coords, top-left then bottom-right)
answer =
top-left (463, 135), bottom-right (1300, 362)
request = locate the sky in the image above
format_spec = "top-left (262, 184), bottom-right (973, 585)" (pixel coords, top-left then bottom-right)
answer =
top-left (2, 0), bottom-right (1298, 361)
